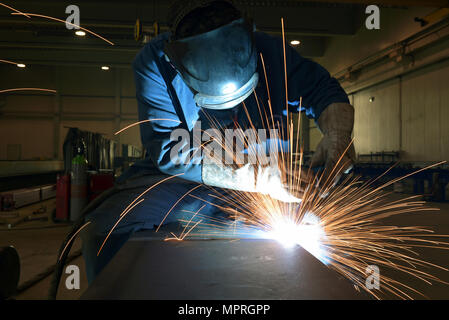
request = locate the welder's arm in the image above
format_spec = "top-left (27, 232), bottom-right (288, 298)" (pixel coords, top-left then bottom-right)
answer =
top-left (309, 103), bottom-right (356, 175)
top-left (285, 43), bottom-right (355, 174)
top-left (202, 160), bottom-right (302, 203)
top-left (133, 49), bottom-right (203, 183)
top-left (133, 49), bottom-right (301, 199)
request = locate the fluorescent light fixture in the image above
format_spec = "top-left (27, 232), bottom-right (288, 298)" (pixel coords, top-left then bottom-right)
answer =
top-left (101, 66), bottom-right (110, 71)
top-left (17, 63), bottom-right (26, 68)
top-left (290, 40), bottom-right (301, 46)
top-left (75, 30), bottom-right (86, 36)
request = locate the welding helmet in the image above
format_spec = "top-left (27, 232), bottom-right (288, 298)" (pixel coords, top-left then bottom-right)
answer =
top-left (163, 17), bottom-right (259, 110)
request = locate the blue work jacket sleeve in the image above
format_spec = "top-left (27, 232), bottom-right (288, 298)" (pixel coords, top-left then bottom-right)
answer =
top-left (255, 32), bottom-right (349, 120)
top-left (133, 42), bottom-right (203, 183)
top-left (286, 42), bottom-right (350, 120)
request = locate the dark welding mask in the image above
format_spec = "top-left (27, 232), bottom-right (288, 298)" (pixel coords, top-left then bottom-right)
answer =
top-left (164, 18), bottom-right (259, 110)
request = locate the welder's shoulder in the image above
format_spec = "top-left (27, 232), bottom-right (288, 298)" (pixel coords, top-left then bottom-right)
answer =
top-left (254, 31), bottom-right (284, 54)
top-left (132, 33), bottom-right (170, 75)
top-left (255, 31), bottom-right (281, 44)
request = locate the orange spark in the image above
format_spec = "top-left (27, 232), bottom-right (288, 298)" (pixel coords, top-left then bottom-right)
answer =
top-left (0, 88), bottom-right (56, 94)
top-left (114, 119), bottom-right (182, 135)
top-left (155, 184), bottom-right (203, 232)
top-left (119, 173), bottom-right (185, 217)
top-left (59, 221), bottom-right (91, 261)
top-left (0, 2), bottom-right (30, 18)
top-left (11, 12), bottom-right (114, 45)
top-left (0, 59), bottom-right (21, 66)
top-left (97, 198), bottom-right (145, 256)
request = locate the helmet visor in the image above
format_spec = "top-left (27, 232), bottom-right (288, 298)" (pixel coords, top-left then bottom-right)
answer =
top-left (164, 18), bottom-right (258, 110)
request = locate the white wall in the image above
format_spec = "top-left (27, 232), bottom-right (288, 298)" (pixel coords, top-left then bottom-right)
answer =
top-left (315, 7), bottom-right (449, 163)
top-left (401, 60), bottom-right (449, 161)
top-left (347, 60), bottom-right (449, 162)
top-left (353, 79), bottom-right (401, 155)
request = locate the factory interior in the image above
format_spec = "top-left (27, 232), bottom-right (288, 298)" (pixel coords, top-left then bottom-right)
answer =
top-left (1, 0), bottom-right (449, 304)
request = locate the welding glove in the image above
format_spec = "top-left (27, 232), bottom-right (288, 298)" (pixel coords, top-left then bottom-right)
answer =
top-left (309, 103), bottom-right (356, 183)
top-left (202, 162), bottom-right (302, 203)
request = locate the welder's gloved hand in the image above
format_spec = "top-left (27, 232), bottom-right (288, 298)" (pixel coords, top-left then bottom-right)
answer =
top-left (309, 103), bottom-right (356, 185)
top-left (254, 165), bottom-right (302, 203)
top-left (202, 162), bottom-right (308, 203)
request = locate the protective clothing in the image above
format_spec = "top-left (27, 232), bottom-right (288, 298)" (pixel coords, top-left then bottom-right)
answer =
top-left (167, 0), bottom-right (237, 37)
top-left (164, 18), bottom-right (258, 110)
top-left (309, 102), bottom-right (356, 175)
top-left (133, 31), bottom-right (350, 186)
top-left (202, 161), bottom-right (301, 203)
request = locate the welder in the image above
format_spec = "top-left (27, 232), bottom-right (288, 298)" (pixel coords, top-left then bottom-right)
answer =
top-left (80, 0), bottom-right (355, 282)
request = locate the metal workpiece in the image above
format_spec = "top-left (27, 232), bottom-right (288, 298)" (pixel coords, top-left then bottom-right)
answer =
top-left (82, 231), bottom-right (369, 300)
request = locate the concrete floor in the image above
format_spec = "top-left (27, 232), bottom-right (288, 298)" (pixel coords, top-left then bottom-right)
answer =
top-left (1, 195), bottom-right (449, 300)
top-left (0, 199), bottom-right (88, 299)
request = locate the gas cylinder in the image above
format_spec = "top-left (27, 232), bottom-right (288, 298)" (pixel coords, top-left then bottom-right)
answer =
top-left (70, 139), bottom-right (88, 222)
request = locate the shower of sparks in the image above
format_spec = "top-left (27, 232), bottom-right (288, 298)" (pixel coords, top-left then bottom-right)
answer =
top-left (0, 88), bottom-right (57, 94)
top-left (0, 2), bottom-right (30, 18)
top-left (165, 205), bottom-right (206, 241)
top-left (11, 12), bottom-right (114, 45)
top-left (79, 17), bottom-right (449, 300)
top-left (177, 159), bottom-right (449, 299)
top-left (154, 18), bottom-right (449, 299)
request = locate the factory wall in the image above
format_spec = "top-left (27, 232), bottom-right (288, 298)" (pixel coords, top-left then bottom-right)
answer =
top-left (0, 64), bottom-right (141, 161)
top-left (314, 7), bottom-right (449, 163)
top-left (315, 7), bottom-right (430, 76)
top-left (350, 58), bottom-right (449, 163)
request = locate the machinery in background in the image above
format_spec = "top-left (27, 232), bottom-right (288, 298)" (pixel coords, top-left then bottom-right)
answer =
top-left (55, 128), bottom-right (121, 222)
top-left (0, 129), bottom-right (142, 220)
top-left (62, 128), bottom-right (116, 221)
top-left (134, 18), bottom-right (165, 44)
top-left (113, 143), bottom-right (146, 176)
top-left (63, 128), bottom-right (115, 175)
top-left (0, 184), bottom-right (56, 211)
top-left (89, 172), bottom-right (114, 202)
top-left (69, 138), bottom-right (88, 222)
top-left (356, 151), bottom-right (449, 202)
top-left (55, 171), bottom-right (115, 222)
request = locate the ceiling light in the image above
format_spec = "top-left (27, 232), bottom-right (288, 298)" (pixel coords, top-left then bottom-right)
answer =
top-left (101, 66), bottom-right (110, 71)
top-left (290, 40), bottom-right (301, 46)
top-left (17, 63), bottom-right (26, 68)
top-left (75, 30), bottom-right (86, 36)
